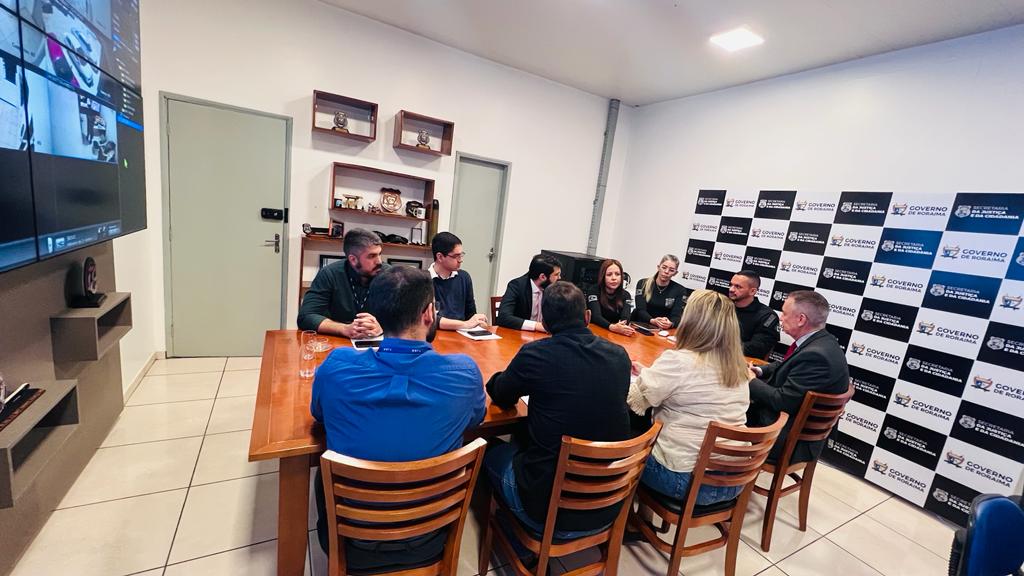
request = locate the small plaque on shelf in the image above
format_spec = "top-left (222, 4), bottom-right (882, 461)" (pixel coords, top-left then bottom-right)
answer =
top-left (380, 188), bottom-right (402, 213)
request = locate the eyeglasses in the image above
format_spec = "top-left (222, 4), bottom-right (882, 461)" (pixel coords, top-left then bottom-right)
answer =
top-left (446, 252), bottom-right (466, 261)
top-left (658, 265), bottom-right (678, 274)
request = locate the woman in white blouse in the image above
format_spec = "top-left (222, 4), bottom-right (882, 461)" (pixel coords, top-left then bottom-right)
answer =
top-left (628, 289), bottom-right (753, 504)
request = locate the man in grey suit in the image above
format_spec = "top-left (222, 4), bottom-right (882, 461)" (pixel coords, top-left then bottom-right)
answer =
top-left (748, 290), bottom-right (849, 463)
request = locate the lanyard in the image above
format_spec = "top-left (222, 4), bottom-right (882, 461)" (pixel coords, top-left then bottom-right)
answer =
top-left (349, 275), bottom-right (368, 312)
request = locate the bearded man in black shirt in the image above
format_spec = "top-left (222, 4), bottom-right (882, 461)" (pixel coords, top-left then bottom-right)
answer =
top-left (728, 270), bottom-right (779, 359)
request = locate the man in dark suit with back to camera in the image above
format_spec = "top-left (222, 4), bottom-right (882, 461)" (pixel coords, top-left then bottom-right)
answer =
top-left (747, 290), bottom-right (849, 463)
top-left (728, 270), bottom-right (780, 359)
top-left (297, 228), bottom-right (384, 338)
top-left (495, 253), bottom-right (562, 332)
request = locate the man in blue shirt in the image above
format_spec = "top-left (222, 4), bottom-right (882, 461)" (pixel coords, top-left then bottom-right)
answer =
top-left (311, 265), bottom-right (486, 570)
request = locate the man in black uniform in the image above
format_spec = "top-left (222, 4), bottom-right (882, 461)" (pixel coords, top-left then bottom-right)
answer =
top-left (728, 270), bottom-right (779, 359)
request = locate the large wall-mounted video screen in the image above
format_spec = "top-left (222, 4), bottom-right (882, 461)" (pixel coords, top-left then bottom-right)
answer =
top-left (18, 0), bottom-right (140, 91)
top-left (0, 7), bottom-right (36, 273)
top-left (0, 0), bottom-right (144, 272)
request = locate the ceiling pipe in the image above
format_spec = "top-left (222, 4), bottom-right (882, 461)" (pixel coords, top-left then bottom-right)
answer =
top-left (586, 98), bottom-right (620, 256)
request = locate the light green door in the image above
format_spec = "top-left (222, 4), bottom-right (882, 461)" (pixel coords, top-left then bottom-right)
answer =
top-left (165, 98), bottom-right (290, 357)
top-left (450, 155), bottom-right (509, 316)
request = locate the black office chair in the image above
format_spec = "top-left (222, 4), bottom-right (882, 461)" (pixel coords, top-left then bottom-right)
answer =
top-left (948, 491), bottom-right (1024, 576)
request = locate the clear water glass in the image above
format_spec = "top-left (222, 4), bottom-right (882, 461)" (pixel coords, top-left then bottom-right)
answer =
top-left (299, 331), bottom-right (317, 378)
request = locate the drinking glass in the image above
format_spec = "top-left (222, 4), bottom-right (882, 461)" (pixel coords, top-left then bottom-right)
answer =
top-left (299, 330), bottom-right (317, 378)
top-left (314, 336), bottom-right (332, 365)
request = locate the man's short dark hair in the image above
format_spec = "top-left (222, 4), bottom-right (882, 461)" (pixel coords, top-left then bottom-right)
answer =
top-left (735, 270), bottom-right (761, 289)
top-left (344, 228), bottom-right (382, 256)
top-left (431, 232), bottom-right (462, 261)
top-left (788, 290), bottom-right (830, 327)
top-left (541, 281), bottom-right (586, 333)
top-left (528, 254), bottom-right (560, 280)
top-left (367, 266), bottom-right (434, 335)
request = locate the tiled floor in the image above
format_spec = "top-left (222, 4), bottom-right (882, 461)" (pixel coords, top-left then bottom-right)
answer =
top-left (10, 357), bottom-right (959, 576)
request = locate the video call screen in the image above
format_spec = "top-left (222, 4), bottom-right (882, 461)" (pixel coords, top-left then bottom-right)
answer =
top-left (0, 8), bottom-right (37, 273)
top-left (19, 0), bottom-right (140, 91)
top-left (0, 1), bottom-right (145, 266)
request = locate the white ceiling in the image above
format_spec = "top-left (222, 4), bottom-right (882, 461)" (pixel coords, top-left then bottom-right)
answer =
top-left (321, 0), bottom-right (1024, 106)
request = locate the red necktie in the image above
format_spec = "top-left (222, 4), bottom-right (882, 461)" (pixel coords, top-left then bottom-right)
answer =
top-left (783, 342), bottom-right (797, 360)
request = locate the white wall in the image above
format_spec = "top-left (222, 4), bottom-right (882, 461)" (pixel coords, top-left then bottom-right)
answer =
top-left (609, 25), bottom-right (1024, 282)
top-left (113, 0), bottom-right (613, 389)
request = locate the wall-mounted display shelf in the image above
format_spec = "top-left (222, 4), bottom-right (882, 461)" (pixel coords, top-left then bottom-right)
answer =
top-left (0, 380), bottom-right (78, 508)
top-left (49, 292), bottom-right (132, 363)
top-left (393, 110), bottom-right (454, 156)
top-left (299, 163), bottom-right (437, 308)
top-left (297, 234), bottom-right (431, 307)
top-left (328, 162), bottom-right (435, 225)
top-left (312, 90), bottom-right (378, 143)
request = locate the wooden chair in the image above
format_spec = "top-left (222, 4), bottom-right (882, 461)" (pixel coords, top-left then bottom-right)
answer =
top-left (490, 296), bottom-right (502, 324)
top-left (755, 383), bottom-right (855, 552)
top-left (319, 438), bottom-right (488, 576)
top-left (630, 413), bottom-right (788, 576)
top-left (479, 421), bottom-right (663, 576)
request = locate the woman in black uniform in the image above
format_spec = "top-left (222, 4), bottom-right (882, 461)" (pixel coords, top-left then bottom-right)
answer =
top-left (588, 259), bottom-right (635, 336)
top-left (632, 254), bottom-right (690, 330)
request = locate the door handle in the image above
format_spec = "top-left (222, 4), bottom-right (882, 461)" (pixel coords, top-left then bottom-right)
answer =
top-left (487, 247), bottom-right (495, 262)
top-left (264, 234), bottom-right (281, 253)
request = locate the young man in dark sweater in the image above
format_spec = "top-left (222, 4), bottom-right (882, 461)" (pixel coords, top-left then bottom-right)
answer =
top-left (429, 232), bottom-right (489, 330)
top-left (729, 270), bottom-right (779, 359)
top-left (485, 281), bottom-right (632, 536)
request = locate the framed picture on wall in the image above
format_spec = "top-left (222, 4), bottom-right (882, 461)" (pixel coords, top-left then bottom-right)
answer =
top-left (319, 254), bottom-right (345, 270)
top-left (387, 258), bottom-right (422, 269)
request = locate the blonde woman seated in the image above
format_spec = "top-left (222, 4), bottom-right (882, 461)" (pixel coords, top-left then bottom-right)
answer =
top-left (628, 289), bottom-right (752, 504)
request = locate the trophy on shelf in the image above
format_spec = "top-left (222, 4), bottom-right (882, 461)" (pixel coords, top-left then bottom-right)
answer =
top-left (332, 111), bottom-right (349, 133)
top-left (416, 129), bottom-right (431, 149)
top-left (380, 187), bottom-right (402, 213)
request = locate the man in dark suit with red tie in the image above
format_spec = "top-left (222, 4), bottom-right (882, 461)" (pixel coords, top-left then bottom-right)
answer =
top-left (747, 290), bottom-right (849, 463)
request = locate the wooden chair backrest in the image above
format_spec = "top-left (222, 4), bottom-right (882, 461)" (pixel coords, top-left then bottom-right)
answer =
top-left (775, 382), bottom-right (855, 469)
top-left (685, 413), bottom-right (789, 504)
top-left (490, 296), bottom-right (502, 324)
top-left (320, 438), bottom-right (487, 574)
top-left (793, 382), bottom-right (856, 443)
top-left (539, 422), bottom-right (663, 541)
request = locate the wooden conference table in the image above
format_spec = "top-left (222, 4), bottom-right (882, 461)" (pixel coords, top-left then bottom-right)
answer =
top-left (248, 325), bottom-right (743, 575)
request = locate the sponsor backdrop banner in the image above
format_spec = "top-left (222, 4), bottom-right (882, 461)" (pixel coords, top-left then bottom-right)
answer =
top-left (682, 190), bottom-right (1024, 525)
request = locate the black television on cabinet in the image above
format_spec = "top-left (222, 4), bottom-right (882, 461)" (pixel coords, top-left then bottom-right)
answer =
top-left (541, 250), bottom-right (609, 295)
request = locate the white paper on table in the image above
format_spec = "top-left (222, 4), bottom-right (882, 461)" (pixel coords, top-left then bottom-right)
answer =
top-left (522, 396), bottom-right (529, 405)
top-left (350, 335), bottom-right (384, 350)
top-left (456, 329), bottom-right (501, 341)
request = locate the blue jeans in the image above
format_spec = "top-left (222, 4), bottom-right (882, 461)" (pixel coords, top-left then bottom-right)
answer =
top-left (640, 456), bottom-right (742, 505)
top-left (483, 441), bottom-right (607, 540)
